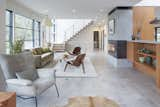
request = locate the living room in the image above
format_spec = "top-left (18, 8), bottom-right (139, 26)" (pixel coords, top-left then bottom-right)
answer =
top-left (1, 0), bottom-right (160, 107)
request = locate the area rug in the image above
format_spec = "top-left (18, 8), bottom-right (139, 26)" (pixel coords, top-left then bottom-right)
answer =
top-left (52, 96), bottom-right (119, 107)
top-left (38, 57), bottom-right (97, 78)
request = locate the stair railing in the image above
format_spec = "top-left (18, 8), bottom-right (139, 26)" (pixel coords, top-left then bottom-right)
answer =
top-left (64, 19), bottom-right (92, 42)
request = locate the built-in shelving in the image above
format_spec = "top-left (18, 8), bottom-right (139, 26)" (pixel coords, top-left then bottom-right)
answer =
top-left (127, 41), bottom-right (160, 89)
top-left (137, 52), bottom-right (156, 59)
top-left (134, 61), bottom-right (156, 77)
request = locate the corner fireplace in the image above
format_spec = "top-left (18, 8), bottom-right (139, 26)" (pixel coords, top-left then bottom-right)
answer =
top-left (108, 40), bottom-right (127, 58)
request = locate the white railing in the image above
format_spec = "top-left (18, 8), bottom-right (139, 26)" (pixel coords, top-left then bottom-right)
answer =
top-left (64, 19), bottom-right (92, 41)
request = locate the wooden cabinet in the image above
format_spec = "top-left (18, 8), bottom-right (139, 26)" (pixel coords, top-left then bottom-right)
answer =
top-left (128, 41), bottom-right (160, 89)
top-left (0, 92), bottom-right (16, 107)
top-left (127, 42), bottom-right (134, 62)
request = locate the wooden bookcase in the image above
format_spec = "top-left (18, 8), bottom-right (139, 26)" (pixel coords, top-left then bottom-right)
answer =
top-left (127, 41), bottom-right (160, 89)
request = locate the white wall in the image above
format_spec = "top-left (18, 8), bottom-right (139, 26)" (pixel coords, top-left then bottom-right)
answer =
top-left (0, 0), bottom-right (6, 53)
top-left (108, 9), bottom-right (133, 40)
top-left (155, 7), bottom-right (160, 18)
top-left (55, 19), bottom-right (84, 43)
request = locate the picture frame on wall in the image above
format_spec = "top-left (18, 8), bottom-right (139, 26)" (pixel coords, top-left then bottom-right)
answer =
top-left (108, 19), bottom-right (115, 34)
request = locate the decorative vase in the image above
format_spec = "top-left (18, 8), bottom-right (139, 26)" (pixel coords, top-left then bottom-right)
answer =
top-left (145, 56), bottom-right (152, 65)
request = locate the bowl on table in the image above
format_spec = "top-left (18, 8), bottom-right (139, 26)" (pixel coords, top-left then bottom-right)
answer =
top-left (139, 57), bottom-right (145, 63)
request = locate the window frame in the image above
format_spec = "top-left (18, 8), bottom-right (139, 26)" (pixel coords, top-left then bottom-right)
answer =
top-left (5, 10), bottom-right (41, 53)
top-left (5, 10), bottom-right (13, 53)
top-left (155, 27), bottom-right (160, 42)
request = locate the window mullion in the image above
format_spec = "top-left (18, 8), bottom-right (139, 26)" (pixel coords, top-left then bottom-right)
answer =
top-left (38, 22), bottom-right (41, 46)
top-left (32, 19), bottom-right (35, 47)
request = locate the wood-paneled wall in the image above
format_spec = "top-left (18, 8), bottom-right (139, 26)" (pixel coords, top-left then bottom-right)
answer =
top-left (133, 7), bottom-right (155, 40)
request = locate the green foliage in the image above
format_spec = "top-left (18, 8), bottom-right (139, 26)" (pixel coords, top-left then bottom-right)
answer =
top-left (10, 39), bottom-right (24, 55)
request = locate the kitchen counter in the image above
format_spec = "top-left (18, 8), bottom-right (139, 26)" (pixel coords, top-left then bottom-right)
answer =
top-left (128, 40), bottom-right (160, 44)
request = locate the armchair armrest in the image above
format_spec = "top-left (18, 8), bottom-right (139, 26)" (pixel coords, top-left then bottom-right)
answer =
top-left (6, 79), bottom-right (33, 86)
top-left (38, 69), bottom-right (56, 77)
top-left (37, 69), bottom-right (56, 81)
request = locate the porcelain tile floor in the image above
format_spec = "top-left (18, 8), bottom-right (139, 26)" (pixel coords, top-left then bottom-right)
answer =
top-left (17, 51), bottom-right (160, 107)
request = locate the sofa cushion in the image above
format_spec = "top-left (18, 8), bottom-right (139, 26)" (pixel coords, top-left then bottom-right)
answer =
top-left (0, 54), bottom-right (19, 79)
top-left (42, 48), bottom-right (51, 53)
top-left (32, 48), bottom-right (42, 55)
top-left (36, 48), bottom-right (43, 55)
top-left (32, 49), bottom-right (37, 55)
top-left (16, 69), bottom-right (39, 81)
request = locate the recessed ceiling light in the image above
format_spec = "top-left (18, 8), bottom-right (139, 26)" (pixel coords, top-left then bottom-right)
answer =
top-left (99, 9), bottom-right (104, 12)
top-left (72, 9), bottom-right (76, 13)
top-left (43, 10), bottom-right (49, 13)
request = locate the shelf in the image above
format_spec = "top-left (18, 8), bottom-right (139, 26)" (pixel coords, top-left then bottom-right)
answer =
top-left (134, 61), bottom-right (156, 77)
top-left (137, 52), bottom-right (156, 58)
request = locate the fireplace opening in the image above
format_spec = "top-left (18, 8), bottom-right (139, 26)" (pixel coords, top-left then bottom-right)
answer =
top-left (108, 40), bottom-right (127, 58)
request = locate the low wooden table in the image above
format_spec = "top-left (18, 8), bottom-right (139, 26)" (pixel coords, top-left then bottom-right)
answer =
top-left (0, 92), bottom-right (16, 107)
top-left (64, 96), bottom-right (119, 107)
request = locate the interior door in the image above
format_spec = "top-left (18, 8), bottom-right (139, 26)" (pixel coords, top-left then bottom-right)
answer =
top-left (93, 31), bottom-right (99, 49)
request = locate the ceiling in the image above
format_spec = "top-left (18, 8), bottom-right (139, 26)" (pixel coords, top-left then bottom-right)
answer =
top-left (14, 0), bottom-right (141, 19)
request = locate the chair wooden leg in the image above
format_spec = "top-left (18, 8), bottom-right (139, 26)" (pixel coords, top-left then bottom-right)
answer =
top-left (55, 84), bottom-right (60, 97)
top-left (82, 62), bottom-right (85, 74)
top-left (64, 63), bottom-right (68, 72)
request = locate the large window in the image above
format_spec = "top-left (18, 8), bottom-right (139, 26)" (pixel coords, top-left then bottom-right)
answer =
top-left (5, 10), bottom-right (41, 53)
top-left (5, 10), bottom-right (13, 54)
top-left (34, 21), bottom-right (41, 47)
top-left (14, 14), bottom-right (33, 49)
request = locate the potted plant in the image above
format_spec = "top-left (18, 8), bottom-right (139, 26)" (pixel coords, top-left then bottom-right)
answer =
top-left (10, 39), bottom-right (24, 55)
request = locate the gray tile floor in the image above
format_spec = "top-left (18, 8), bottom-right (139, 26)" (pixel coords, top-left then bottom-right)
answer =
top-left (17, 51), bottom-right (160, 107)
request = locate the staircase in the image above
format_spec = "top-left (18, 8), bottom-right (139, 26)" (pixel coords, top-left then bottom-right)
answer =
top-left (65, 20), bottom-right (94, 52)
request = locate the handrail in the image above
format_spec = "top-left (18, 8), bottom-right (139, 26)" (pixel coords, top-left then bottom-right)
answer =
top-left (64, 19), bottom-right (92, 42)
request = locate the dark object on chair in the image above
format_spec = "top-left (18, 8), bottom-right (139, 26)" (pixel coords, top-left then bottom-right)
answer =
top-left (64, 54), bottom-right (86, 73)
top-left (68, 47), bottom-right (81, 56)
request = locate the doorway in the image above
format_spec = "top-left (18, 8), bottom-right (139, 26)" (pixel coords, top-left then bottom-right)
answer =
top-left (93, 31), bottom-right (99, 49)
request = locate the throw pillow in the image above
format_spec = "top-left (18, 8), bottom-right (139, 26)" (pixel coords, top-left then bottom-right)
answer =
top-left (16, 69), bottom-right (39, 81)
top-left (43, 48), bottom-right (51, 53)
top-left (32, 50), bottom-right (37, 55)
top-left (36, 48), bottom-right (43, 55)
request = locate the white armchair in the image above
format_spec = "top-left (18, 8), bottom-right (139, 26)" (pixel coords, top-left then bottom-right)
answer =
top-left (6, 70), bottom-right (59, 95)
top-left (0, 52), bottom-right (59, 107)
